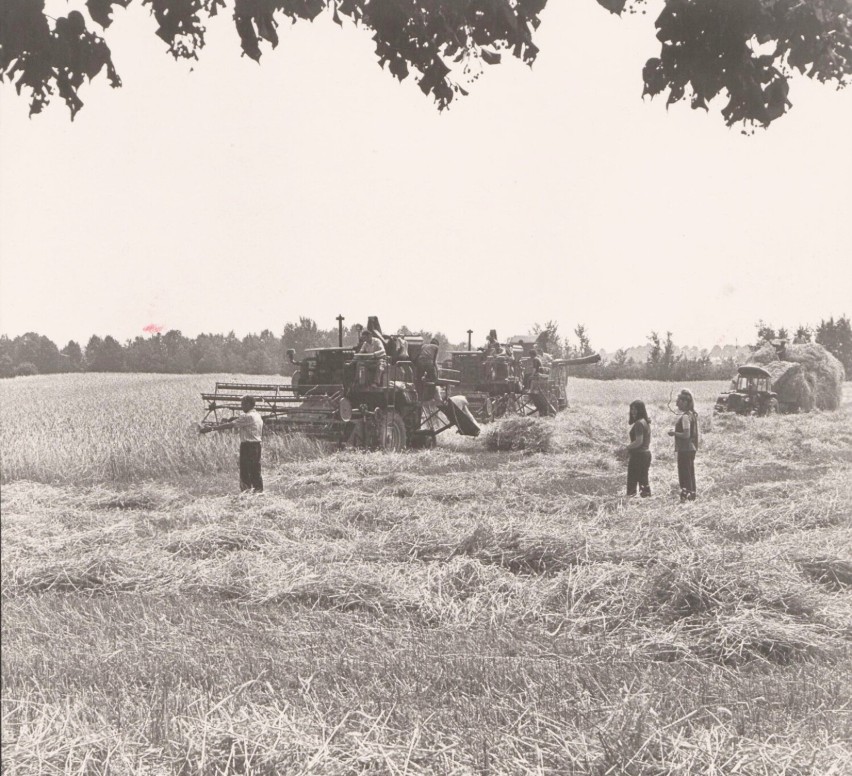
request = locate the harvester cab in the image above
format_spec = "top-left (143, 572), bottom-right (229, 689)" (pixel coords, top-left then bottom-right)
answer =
top-left (714, 365), bottom-right (779, 416)
top-left (199, 316), bottom-right (481, 451)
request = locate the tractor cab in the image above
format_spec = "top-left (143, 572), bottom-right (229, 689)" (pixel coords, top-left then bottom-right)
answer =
top-left (735, 368), bottom-right (772, 395)
top-left (715, 365), bottom-right (779, 416)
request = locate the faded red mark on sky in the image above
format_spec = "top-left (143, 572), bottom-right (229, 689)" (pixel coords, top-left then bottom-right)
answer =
top-left (143, 324), bottom-right (164, 334)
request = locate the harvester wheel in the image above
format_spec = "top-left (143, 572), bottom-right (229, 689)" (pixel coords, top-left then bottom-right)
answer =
top-left (377, 409), bottom-right (407, 451)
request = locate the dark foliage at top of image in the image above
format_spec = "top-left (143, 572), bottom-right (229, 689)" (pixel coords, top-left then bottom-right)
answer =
top-left (1, 0), bottom-right (851, 124)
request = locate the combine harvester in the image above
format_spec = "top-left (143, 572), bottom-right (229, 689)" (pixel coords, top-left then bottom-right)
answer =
top-left (199, 317), bottom-right (481, 451)
top-left (446, 330), bottom-right (601, 422)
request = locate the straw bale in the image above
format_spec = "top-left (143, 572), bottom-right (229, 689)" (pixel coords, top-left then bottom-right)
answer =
top-left (760, 360), bottom-right (814, 411)
top-left (748, 342), bottom-right (844, 411)
top-left (484, 416), bottom-right (554, 453)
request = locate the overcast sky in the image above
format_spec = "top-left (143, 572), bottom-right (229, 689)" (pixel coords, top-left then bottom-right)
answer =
top-left (1, 0), bottom-right (850, 352)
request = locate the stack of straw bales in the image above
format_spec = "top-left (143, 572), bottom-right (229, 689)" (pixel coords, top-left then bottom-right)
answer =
top-left (748, 343), bottom-right (844, 411)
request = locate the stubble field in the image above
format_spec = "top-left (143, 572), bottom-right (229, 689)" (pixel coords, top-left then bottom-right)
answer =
top-left (2, 373), bottom-right (851, 774)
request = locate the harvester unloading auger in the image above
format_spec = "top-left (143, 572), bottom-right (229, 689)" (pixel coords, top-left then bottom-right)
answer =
top-left (199, 317), bottom-right (481, 451)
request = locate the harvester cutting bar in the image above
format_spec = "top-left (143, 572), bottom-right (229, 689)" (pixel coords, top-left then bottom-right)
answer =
top-left (202, 395), bottom-right (302, 405)
top-left (200, 381), bottom-right (347, 426)
top-left (201, 382), bottom-right (340, 400)
top-left (208, 382), bottom-right (291, 392)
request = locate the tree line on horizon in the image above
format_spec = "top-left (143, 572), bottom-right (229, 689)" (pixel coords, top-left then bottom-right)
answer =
top-left (1, 316), bottom-right (850, 382)
top-left (0, 318), bottom-right (462, 380)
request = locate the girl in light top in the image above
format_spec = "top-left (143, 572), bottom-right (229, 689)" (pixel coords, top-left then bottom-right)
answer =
top-left (668, 389), bottom-right (697, 502)
top-left (625, 399), bottom-right (652, 497)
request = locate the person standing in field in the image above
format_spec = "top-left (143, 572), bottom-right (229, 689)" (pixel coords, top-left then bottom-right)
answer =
top-left (625, 399), bottom-right (652, 497)
top-left (200, 395), bottom-right (264, 493)
top-left (668, 389), bottom-right (698, 502)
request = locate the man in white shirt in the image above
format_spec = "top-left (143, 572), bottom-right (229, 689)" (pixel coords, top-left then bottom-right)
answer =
top-left (200, 395), bottom-right (264, 492)
top-left (356, 330), bottom-right (387, 387)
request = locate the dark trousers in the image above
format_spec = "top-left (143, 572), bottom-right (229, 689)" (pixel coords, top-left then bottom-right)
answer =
top-left (677, 451), bottom-right (696, 501)
top-left (239, 442), bottom-right (263, 492)
top-left (627, 451), bottom-right (652, 497)
top-left (415, 361), bottom-right (438, 401)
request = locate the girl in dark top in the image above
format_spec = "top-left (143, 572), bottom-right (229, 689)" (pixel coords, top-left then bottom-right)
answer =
top-left (668, 389), bottom-right (697, 502)
top-left (625, 399), bottom-right (652, 497)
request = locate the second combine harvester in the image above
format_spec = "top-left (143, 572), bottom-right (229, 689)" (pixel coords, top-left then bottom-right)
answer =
top-left (445, 329), bottom-right (601, 422)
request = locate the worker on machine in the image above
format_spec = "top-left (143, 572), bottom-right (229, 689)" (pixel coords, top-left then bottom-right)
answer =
top-left (524, 348), bottom-right (543, 390)
top-left (483, 330), bottom-right (501, 357)
top-left (356, 329), bottom-right (386, 387)
top-left (415, 338), bottom-right (441, 401)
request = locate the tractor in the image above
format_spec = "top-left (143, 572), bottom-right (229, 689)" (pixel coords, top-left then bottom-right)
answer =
top-left (445, 331), bottom-right (601, 422)
top-left (199, 317), bottom-right (481, 450)
top-left (714, 365), bottom-right (780, 416)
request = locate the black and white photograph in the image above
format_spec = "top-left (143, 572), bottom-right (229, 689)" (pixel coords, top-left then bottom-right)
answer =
top-left (1, 0), bottom-right (851, 772)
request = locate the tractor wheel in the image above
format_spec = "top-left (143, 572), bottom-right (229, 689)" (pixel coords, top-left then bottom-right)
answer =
top-left (377, 409), bottom-right (407, 451)
top-left (766, 398), bottom-right (779, 415)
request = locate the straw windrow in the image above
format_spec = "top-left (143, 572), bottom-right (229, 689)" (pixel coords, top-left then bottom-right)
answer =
top-left (2, 374), bottom-right (850, 774)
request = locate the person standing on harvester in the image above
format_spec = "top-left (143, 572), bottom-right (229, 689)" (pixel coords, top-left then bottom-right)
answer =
top-left (200, 395), bottom-right (264, 492)
top-left (415, 338), bottom-right (441, 400)
top-left (668, 389), bottom-right (698, 502)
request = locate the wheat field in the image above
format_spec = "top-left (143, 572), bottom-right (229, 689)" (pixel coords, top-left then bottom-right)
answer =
top-left (2, 374), bottom-right (850, 774)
